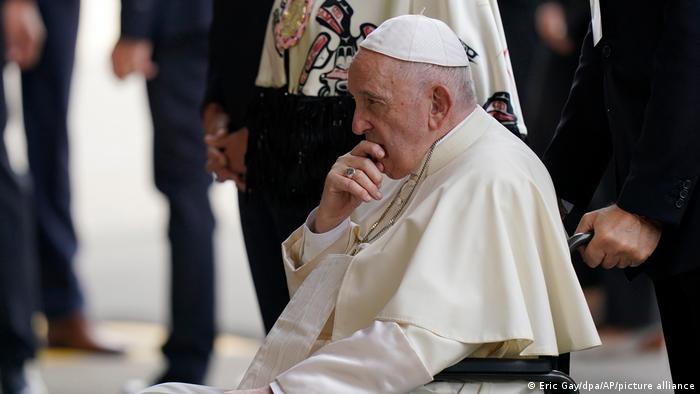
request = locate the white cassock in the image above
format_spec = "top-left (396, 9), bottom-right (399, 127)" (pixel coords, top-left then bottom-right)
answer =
top-left (142, 107), bottom-right (600, 394)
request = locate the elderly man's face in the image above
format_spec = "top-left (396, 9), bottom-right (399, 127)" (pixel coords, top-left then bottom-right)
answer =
top-left (348, 50), bottom-right (434, 179)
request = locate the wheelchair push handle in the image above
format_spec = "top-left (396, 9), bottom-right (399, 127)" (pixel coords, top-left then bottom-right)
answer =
top-left (568, 232), bottom-right (593, 251)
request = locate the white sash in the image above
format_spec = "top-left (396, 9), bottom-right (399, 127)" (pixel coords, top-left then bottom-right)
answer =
top-left (237, 254), bottom-right (353, 389)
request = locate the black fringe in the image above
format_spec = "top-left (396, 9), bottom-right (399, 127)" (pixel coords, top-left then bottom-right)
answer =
top-left (245, 87), bottom-right (362, 205)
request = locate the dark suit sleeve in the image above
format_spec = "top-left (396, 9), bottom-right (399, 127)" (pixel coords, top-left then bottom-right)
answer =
top-left (120, 0), bottom-right (158, 40)
top-left (204, 0), bottom-right (274, 132)
top-left (542, 26), bottom-right (612, 208)
top-left (616, 0), bottom-right (700, 225)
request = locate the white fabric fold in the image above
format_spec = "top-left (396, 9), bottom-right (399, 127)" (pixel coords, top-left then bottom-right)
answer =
top-left (138, 383), bottom-right (224, 394)
top-left (402, 324), bottom-right (478, 375)
top-left (275, 321), bottom-right (433, 394)
top-left (238, 254), bottom-right (353, 389)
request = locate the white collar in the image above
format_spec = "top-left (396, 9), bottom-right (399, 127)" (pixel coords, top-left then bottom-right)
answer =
top-left (435, 108), bottom-right (476, 147)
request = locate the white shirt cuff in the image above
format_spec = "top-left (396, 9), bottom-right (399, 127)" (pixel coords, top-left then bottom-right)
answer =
top-left (301, 208), bottom-right (351, 264)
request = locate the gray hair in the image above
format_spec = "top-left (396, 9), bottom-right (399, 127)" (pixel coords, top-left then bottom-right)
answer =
top-left (400, 62), bottom-right (475, 107)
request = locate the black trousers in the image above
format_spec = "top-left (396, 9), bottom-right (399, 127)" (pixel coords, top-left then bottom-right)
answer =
top-left (238, 190), bottom-right (316, 333)
top-left (654, 269), bottom-right (700, 390)
top-left (148, 35), bottom-right (216, 384)
top-left (21, 0), bottom-right (82, 319)
top-left (0, 65), bottom-right (39, 372)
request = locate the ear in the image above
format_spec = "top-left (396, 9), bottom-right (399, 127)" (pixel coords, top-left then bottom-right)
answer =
top-left (428, 84), bottom-right (453, 131)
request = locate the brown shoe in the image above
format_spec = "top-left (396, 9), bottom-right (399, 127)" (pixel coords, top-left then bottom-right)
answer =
top-left (637, 328), bottom-right (665, 353)
top-left (47, 311), bottom-right (124, 354)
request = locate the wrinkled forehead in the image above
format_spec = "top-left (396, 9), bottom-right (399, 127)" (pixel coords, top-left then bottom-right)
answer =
top-left (348, 49), bottom-right (401, 92)
top-left (349, 49), bottom-right (384, 77)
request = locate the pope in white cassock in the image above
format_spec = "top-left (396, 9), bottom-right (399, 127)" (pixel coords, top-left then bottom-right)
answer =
top-left (141, 15), bottom-right (600, 394)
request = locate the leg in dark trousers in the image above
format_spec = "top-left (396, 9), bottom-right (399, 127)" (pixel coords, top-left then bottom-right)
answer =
top-left (147, 35), bottom-right (215, 384)
top-left (238, 191), bottom-right (314, 333)
top-left (0, 63), bottom-right (39, 394)
top-left (21, 0), bottom-right (82, 320)
top-left (654, 269), bottom-right (700, 390)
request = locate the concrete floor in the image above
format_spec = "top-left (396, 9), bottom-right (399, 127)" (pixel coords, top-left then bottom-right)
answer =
top-left (3, 1), bottom-right (674, 393)
top-left (34, 322), bottom-right (259, 393)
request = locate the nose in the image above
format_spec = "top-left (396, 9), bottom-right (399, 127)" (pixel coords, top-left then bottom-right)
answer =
top-left (352, 108), bottom-right (371, 136)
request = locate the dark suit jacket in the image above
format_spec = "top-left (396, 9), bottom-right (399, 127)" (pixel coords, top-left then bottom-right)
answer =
top-left (203, 1), bottom-right (274, 132)
top-left (543, 0), bottom-right (700, 279)
top-left (120, 0), bottom-right (212, 41)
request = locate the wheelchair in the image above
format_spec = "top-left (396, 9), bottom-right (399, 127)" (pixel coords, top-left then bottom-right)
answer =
top-left (432, 232), bottom-right (593, 394)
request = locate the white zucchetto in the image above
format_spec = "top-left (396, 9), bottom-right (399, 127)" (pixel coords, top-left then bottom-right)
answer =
top-left (359, 14), bottom-right (469, 67)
